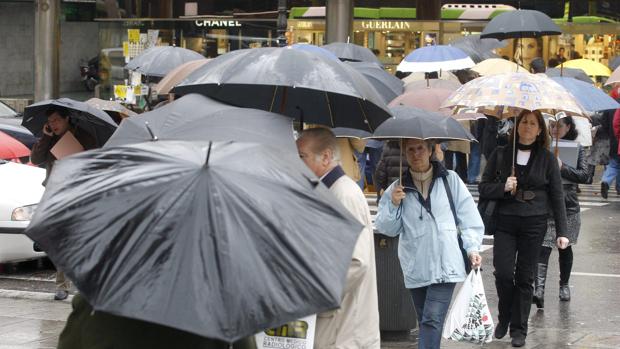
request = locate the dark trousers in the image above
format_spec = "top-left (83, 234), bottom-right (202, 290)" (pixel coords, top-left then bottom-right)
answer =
top-left (539, 246), bottom-right (574, 285)
top-left (444, 151), bottom-right (468, 181)
top-left (410, 283), bottom-right (456, 349)
top-left (493, 215), bottom-right (547, 338)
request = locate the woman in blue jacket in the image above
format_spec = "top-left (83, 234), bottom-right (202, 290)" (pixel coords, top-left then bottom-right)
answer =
top-left (375, 138), bottom-right (484, 349)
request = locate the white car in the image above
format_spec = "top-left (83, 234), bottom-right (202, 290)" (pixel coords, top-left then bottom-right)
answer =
top-left (0, 160), bottom-right (46, 263)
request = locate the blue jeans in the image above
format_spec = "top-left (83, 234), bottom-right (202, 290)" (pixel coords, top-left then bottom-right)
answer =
top-left (467, 142), bottom-right (481, 183)
top-left (602, 156), bottom-right (620, 191)
top-left (410, 283), bottom-right (456, 349)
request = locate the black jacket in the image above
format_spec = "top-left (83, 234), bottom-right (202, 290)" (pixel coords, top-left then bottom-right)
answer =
top-left (374, 141), bottom-right (408, 193)
top-left (479, 145), bottom-right (568, 237)
top-left (561, 144), bottom-right (594, 216)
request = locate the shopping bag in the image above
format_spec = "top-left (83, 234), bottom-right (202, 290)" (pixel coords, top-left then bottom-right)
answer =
top-left (255, 314), bottom-right (317, 349)
top-left (442, 269), bottom-right (494, 344)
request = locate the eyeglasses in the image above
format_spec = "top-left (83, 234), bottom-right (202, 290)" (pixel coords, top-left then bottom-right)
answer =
top-left (514, 189), bottom-right (536, 202)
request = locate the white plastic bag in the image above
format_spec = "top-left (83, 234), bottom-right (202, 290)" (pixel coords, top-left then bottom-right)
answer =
top-left (255, 314), bottom-right (317, 349)
top-left (442, 269), bottom-right (494, 344)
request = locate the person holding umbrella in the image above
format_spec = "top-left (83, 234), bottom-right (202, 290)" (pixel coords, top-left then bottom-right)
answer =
top-left (374, 135), bottom-right (483, 349)
top-left (479, 110), bottom-right (569, 347)
top-left (533, 116), bottom-right (593, 309)
top-left (296, 128), bottom-right (380, 349)
top-left (30, 106), bottom-right (97, 301)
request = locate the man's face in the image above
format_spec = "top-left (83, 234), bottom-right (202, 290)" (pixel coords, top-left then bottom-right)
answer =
top-left (47, 113), bottom-right (70, 136)
top-left (296, 138), bottom-right (329, 177)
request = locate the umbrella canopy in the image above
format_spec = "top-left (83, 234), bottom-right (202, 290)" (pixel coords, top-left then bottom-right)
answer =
top-left (550, 76), bottom-right (620, 112)
top-left (23, 98), bottom-right (118, 145)
top-left (397, 45), bottom-right (475, 73)
top-left (480, 9), bottom-right (561, 40)
top-left (560, 59), bottom-right (612, 77)
top-left (26, 140), bottom-right (363, 343)
top-left (402, 71), bottom-right (460, 85)
top-left (545, 67), bottom-right (593, 84)
top-left (370, 105), bottom-right (475, 141)
top-left (321, 42), bottom-right (382, 65)
top-left (332, 127), bottom-right (372, 139)
top-left (472, 58), bottom-right (528, 76)
top-left (449, 34), bottom-right (507, 63)
top-left (290, 44), bottom-right (339, 60)
top-left (610, 56), bottom-right (620, 71)
top-left (86, 98), bottom-right (138, 120)
top-left (604, 65), bottom-right (620, 86)
top-left (125, 46), bottom-right (205, 77)
top-left (404, 78), bottom-right (461, 92)
top-left (154, 59), bottom-right (210, 95)
top-left (442, 72), bottom-right (587, 118)
top-left (0, 130), bottom-right (30, 160)
top-left (105, 94), bottom-right (296, 152)
top-left (345, 61), bottom-right (404, 104)
top-left (0, 123), bottom-right (36, 149)
top-left (389, 88), bottom-right (454, 112)
top-left (173, 47), bottom-right (391, 132)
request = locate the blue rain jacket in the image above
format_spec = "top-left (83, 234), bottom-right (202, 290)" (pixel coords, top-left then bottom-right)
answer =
top-left (375, 162), bottom-right (484, 289)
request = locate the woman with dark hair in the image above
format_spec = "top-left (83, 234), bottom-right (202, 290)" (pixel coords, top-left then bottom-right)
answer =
top-left (479, 110), bottom-right (569, 348)
top-left (533, 116), bottom-right (593, 308)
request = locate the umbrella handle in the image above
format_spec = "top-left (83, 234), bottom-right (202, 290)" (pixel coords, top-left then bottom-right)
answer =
top-left (399, 139), bottom-right (403, 185)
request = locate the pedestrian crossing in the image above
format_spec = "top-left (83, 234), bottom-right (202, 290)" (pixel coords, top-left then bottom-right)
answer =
top-left (365, 183), bottom-right (612, 252)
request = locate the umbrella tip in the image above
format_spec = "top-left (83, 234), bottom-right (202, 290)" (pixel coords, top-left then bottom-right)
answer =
top-left (144, 121), bottom-right (158, 141)
top-left (204, 141), bottom-right (213, 167)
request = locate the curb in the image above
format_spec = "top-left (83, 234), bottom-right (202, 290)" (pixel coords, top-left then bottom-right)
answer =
top-left (0, 289), bottom-right (73, 302)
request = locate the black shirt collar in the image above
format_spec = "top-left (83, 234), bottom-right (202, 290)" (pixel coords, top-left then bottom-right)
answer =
top-left (321, 165), bottom-right (346, 188)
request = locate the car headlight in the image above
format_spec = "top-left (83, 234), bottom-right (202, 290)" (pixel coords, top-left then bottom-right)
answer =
top-left (11, 204), bottom-right (38, 221)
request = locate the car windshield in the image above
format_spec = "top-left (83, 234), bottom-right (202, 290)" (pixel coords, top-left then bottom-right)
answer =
top-left (0, 102), bottom-right (16, 117)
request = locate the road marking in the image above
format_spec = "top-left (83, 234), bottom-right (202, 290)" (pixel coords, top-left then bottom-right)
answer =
top-left (571, 272), bottom-right (620, 278)
top-left (0, 275), bottom-right (54, 282)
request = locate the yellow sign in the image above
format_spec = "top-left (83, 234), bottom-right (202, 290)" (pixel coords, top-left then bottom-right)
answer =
top-left (128, 29), bottom-right (140, 44)
top-left (114, 85), bottom-right (127, 99)
top-left (122, 41), bottom-right (129, 57)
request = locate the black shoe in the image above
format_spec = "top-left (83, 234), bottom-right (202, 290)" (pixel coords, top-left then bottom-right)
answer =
top-left (601, 182), bottom-right (609, 199)
top-left (54, 290), bottom-right (68, 301)
top-left (494, 322), bottom-right (509, 339)
top-left (559, 284), bottom-right (571, 301)
top-left (511, 336), bottom-right (526, 347)
top-left (533, 263), bottom-right (547, 309)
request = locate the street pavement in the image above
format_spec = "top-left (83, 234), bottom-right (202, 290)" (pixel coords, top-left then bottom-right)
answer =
top-left (0, 184), bottom-right (618, 348)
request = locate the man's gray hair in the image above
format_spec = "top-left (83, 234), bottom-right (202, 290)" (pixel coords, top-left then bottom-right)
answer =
top-left (297, 128), bottom-right (341, 162)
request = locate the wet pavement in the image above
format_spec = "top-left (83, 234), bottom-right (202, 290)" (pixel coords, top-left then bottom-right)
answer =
top-left (0, 187), bottom-right (618, 348)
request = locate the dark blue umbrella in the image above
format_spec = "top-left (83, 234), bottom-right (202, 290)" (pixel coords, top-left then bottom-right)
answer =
top-left (480, 10), bottom-right (561, 40)
top-left (397, 45), bottom-right (475, 73)
top-left (550, 76), bottom-right (620, 112)
top-left (609, 56), bottom-right (620, 71)
top-left (449, 34), bottom-right (507, 63)
top-left (345, 61), bottom-right (403, 104)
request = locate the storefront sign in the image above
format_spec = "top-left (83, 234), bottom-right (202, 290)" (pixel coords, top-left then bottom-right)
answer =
top-left (194, 20), bottom-right (242, 28)
top-left (360, 20), bottom-right (412, 30)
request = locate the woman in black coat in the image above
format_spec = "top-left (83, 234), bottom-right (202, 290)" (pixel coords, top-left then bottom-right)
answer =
top-left (374, 141), bottom-right (407, 203)
top-left (479, 110), bottom-right (569, 348)
top-left (533, 116), bottom-right (593, 308)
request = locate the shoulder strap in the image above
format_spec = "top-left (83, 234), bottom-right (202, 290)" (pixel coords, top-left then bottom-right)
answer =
top-left (442, 175), bottom-right (459, 226)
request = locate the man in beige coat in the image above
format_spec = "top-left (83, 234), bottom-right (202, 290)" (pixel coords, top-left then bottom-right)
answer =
top-left (296, 128), bottom-right (380, 349)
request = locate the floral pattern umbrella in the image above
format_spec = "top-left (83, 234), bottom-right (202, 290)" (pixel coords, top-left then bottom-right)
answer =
top-left (441, 72), bottom-right (586, 118)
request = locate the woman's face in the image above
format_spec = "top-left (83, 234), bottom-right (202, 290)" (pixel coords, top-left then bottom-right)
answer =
top-left (405, 139), bottom-right (432, 172)
top-left (517, 113), bottom-right (541, 145)
top-left (550, 119), bottom-right (569, 139)
top-left (515, 38), bottom-right (539, 60)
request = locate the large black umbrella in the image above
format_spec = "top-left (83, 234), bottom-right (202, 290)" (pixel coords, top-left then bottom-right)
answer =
top-left (26, 140), bottom-right (362, 343)
top-left (105, 94), bottom-right (296, 152)
top-left (545, 67), bottom-right (593, 84)
top-left (125, 46), bottom-right (205, 77)
top-left (22, 98), bottom-right (118, 146)
top-left (480, 9), bottom-right (561, 40)
top-left (322, 42), bottom-right (382, 65)
top-left (345, 61), bottom-right (404, 104)
top-left (449, 34), bottom-right (507, 63)
top-left (173, 47), bottom-right (391, 132)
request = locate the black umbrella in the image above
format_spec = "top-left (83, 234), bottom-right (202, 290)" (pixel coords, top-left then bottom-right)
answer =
top-left (26, 140), bottom-right (362, 343)
top-left (173, 47), bottom-right (391, 132)
top-left (480, 10), bottom-right (561, 40)
top-left (370, 105), bottom-right (475, 183)
top-left (125, 46), bottom-right (205, 77)
top-left (105, 94), bottom-right (296, 152)
top-left (345, 61), bottom-right (404, 104)
top-left (22, 98), bottom-right (118, 146)
top-left (545, 67), bottom-right (594, 84)
top-left (332, 127), bottom-right (371, 139)
top-left (449, 34), bottom-right (507, 63)
top-left (322, 42), bottom-right (382, 65)
top-left (371, 106), bottom-right (475, 142)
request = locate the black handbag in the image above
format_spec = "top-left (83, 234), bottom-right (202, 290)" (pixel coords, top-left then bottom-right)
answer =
top-left (477, 147), bottom-right (504, 235)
